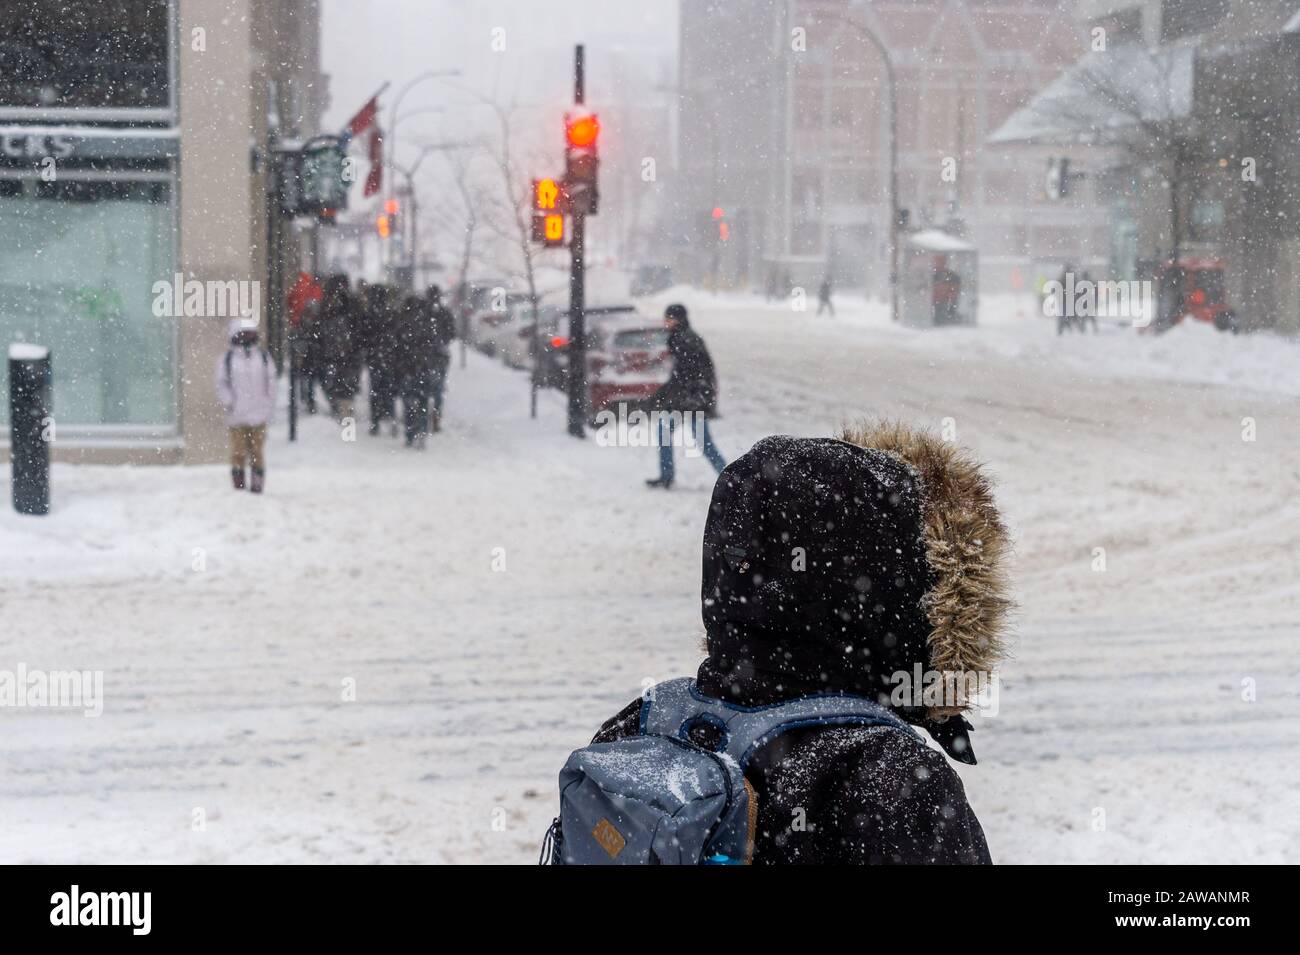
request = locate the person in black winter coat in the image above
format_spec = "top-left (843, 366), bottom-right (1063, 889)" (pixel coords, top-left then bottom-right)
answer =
top-left (396, 294), bottom-right (436, 448)
top-left (363, 285), bottom-right (402, 436)
top-left (318, 275), bottom-right (361, 420)
top-left (426, 285), bottom-right (456, 432)
top-left (645, 303), bottom-right (726, 489)
top-left (590, 423), bottom-right (1012, 864)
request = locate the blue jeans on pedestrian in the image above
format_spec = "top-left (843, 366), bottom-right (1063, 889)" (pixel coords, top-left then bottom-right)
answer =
top-left (658, 413), bottom-right (726, 483)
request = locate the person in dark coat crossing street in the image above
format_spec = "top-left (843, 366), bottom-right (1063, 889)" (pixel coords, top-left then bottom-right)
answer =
top-left (645, 303), bottom-right (726, 489)
top-left (591, 423), bottom-right (1011, 864)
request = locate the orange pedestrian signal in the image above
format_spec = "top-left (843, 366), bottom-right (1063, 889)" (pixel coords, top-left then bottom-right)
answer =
top-left (376, 214), bottom-right (390, 238)
top-left (544, 213), bottom-right (565, 242)
top-left (535, 178), bottom-right (561, 212)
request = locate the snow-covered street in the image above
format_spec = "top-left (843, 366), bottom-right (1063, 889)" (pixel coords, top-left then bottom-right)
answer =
top-left (3, 293), bottom-right (1298, 864)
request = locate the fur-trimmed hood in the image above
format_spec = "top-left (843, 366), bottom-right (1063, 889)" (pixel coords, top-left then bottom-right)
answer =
top-left (838, 422), bottom-right (1013, 716)
top-left (696, 425), bottom-right (1011, 729)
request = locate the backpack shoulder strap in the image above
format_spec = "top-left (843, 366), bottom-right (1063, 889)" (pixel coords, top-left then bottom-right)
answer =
top-left (643, 679), bottom-right (919, 771)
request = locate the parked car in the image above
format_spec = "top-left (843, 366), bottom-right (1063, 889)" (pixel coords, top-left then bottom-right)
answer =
top-left (584, 315), bottom-right (673, 424)
top-left (498, 300), bottom-right (557, 371)
top-left (468, 291), bottom-right (529, 355)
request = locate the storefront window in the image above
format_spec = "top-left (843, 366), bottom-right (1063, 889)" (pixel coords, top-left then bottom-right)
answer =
top-left (0, 0), bottom-right (172, 116)
top-left (0, 178), bottom-right (175, 431)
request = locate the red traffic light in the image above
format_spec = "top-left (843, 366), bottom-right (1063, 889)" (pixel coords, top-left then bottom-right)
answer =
top-left (565, 113), bottom-right (600, 149)
top-left (384, 198), bottom-right (399, 215)
top-left (712, 206), bottom-right (725, 219)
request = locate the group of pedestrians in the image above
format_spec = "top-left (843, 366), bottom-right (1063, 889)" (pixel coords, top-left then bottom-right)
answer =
top-left (291, 277), bottom-right (456, 449)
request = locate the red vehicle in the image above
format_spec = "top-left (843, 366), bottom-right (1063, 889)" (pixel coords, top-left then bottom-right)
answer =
top-left (584, 318), bottom-right (672, 423)
top-left (1153, 258), bottom-right (1239, 333)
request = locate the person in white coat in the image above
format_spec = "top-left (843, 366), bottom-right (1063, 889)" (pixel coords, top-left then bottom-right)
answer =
top-left (215, 316), bottom-right (276, 493)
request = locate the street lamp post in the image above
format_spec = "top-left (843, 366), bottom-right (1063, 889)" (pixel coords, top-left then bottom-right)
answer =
top-left (386, 70), bottom-right (461, 282)
top-left (827, 8), bottom-right (900, 322)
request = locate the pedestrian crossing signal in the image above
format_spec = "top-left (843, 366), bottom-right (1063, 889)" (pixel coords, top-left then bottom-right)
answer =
top-left (532, 211), bottom-right (566, 247)
top-left (534, 178), bottom-right (561, 212)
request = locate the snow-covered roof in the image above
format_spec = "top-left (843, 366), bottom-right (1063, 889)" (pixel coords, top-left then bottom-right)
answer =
top-left (907, 229), bottom-right (975, 253)
top-left (988, 41), bottom-right (1197, 146)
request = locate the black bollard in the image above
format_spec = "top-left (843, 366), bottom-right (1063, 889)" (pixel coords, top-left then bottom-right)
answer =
top-left (9, 343), bottom-right (52, 515)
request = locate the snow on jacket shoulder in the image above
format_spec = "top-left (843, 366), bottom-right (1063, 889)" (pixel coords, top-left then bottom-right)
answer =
top-left (215, 345), bottom-right (276, 427)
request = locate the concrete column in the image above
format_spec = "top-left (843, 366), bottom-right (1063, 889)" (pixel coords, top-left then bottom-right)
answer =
top-left (178, 0), bottom-right (256, 465)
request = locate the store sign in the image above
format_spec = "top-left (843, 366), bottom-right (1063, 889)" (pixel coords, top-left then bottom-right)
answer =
top-left (0, 134), bottom-right (75, 160)
top-left (0, 129), bottom-right (178, 164)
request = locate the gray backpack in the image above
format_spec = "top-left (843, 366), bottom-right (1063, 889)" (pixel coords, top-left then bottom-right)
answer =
top-left (541, 678), bottom-right (919, 865)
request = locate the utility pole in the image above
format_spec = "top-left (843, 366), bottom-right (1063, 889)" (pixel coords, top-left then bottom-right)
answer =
top-left (565, 45), bottom-right (592, 439)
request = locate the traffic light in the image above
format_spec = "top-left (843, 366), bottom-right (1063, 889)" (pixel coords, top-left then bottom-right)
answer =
top-left (712, 206), bottom-right (728, 242)
top-left (531, 211), bottom-right (566, 247)
top-left (534, 177), bottom-right (562, 213)
top-left (376, 213), bottom-right (391, 238)
top-left (384, 197), bottom-right (400, 236)
top-left (563, 111), bottom-right (600, 215)
top-left (531, 178), bottom-right (567, 247)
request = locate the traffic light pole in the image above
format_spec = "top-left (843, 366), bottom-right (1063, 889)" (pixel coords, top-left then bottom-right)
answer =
top-left (566, 45), bottom-right (588, 439)
top-left (567, 211), bottom-right (586, 437)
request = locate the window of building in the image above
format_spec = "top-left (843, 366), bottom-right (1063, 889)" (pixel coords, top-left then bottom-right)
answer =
top-left (0, 176), bottom-right (176, 431)
top-left (1161, 0), bottom-right (1230, 42)
top-left (0, 0), bottom-right (174, 120)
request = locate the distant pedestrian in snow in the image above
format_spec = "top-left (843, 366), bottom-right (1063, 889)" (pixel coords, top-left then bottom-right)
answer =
top-left (363, 284), bottom-right (401, 437)
top-left (319, 275), bottom-right (361, 420)
top-left (1056, 264), bottom-right (1075, 335)
top-left (817, 275), bottom-right (835, 316)
top-left (645, 304), bottom-right (726, 489)
top-left (1080, 270), bottom-right (1100, 333)
top-left (563, 423), bottom-right (1008, 864)
top-left (215, 316), bottom-right (276, 493)
top-left (397, 293), bottom-right (435, 449)
top-left (426, 285), bottom-right (457, 433)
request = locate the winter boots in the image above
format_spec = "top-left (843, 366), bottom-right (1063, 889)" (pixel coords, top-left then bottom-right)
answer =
top-left (233, 466), bottom-right (264, 493)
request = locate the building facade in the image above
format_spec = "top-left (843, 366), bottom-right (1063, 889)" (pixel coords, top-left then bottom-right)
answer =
top-left (994, 0), bottom-right (1300, 331)
top-left (674, 0), bottom-right (1099, 295)
top-left (0, 0), bottom-right (323, 466)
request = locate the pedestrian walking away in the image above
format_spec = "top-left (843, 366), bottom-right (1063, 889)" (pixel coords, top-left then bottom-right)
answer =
top-left (817, 275), bottom-right (835, 316)
top-left (645, 303), bottom-right (725, 489)
top-left (545, 422), bottom-right (1011, 864)
top-left (426, 284), bottom-right (457, 433)
top-left (397, 293), bottom-right (435, 449)
top-left (215, 315), bottom-right (276, 494)
top-left (319, 275), bottom-right (361, 420)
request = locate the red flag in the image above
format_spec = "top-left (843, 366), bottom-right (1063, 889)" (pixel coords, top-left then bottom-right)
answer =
top-left (347, 95), bottom-right (379, 137)
top-left (363, 129), bottom-right (383, 197)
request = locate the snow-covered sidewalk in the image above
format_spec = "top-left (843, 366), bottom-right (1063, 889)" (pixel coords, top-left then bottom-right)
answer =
top-left (2, 298), bottom-right (1298, 863)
